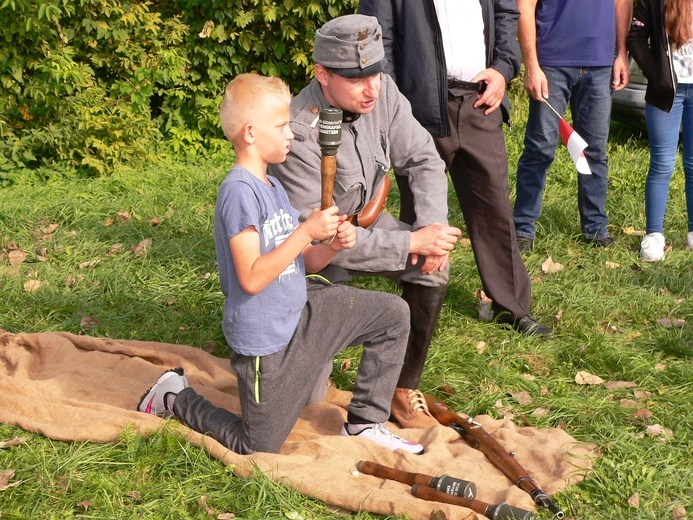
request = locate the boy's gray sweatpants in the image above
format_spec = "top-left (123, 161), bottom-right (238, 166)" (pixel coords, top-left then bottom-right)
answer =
top-left (172, 281), bottom-right (410, 455)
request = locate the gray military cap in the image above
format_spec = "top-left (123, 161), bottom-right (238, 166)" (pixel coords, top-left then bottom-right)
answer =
top-left (312, 14), bottom-right (387, 78)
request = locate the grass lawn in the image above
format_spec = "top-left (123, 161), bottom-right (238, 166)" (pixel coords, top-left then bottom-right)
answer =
top-left (0, 85), bottom-right (691, 519)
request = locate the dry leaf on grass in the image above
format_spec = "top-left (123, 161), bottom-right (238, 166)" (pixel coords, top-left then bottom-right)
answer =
top-left (217, 514), bottom-right (236, 520)
top-left (458, 237), bottom-right (471, 248)
top-left (509, 391), bottom-right (533, 405)
top-left (628, 492), bottom-right (640, 508)
top-left (76, 500), bottom-right (92, 512)
top-left (656, 318), bottom-right (686, 328)
top-left (475, 341), bottom-right (487, 354)
top-left (605, 261), bottom-right (621, 269)
top-left (148, 217), bottom-right (163, 226)
top-left (340, 359), bottom-right (352, 372)
top-left (541, 256), bottom-right (564, 274)
top-left (40, 223), bottom-right (60, 234)
top-left (672, 504), bottom-right (687, 520)
top-left (575, 370), bottom-right (604, 385)
top-left (117, 211), bottom-right (132, 223)
top-left (620, 399), bottom-right (638, 408)
top-left (531, 407), bottom-right (549, 416)
top-left (633, 390), bottom-right (652, 399)
top-left (603, 381), bottom-right (637, 389)
top-left (654, 363), bottom-right (666, 371)
top-left (132, 238), bottom-right (153, 258)
top-left (0, 437), bottom-right (26, 448)
top-left (645, 424), bottom-right (673, 440)
top-left (634, 408), bottom-right (653, 419)
top-left (79, 259), bottom-right (101, 269)
top-left (23, 279), bottom-right (42, 292)
top-left (198, 495), bottom-right (215, 516)
top-left (8, 250), bottom-right (27, 266)
top-left (0, 469), bottom-right (21, 491)
top-left (80, 316), bottom-right (99, 328)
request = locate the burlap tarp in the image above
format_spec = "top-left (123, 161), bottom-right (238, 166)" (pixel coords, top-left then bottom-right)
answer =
top-left (0, 330), bottom-right (597, 519)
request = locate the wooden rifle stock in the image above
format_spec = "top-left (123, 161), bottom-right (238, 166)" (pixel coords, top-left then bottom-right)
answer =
top-left (357, 460), bottom-right (476, 499)
top-left (411, 484), bottom-right (535, 520)
top-left (425, 394), bottom-right (565, 519)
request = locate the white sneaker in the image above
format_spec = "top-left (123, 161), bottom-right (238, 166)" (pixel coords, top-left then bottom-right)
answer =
top-left (137, 368), bottom-right (189, 417)
top-left (640, 232), bottom-right (665, 262)
top-left (340, 423), bottom-right (424, 455)
top-left (687, 231), bottom-right (693, 250)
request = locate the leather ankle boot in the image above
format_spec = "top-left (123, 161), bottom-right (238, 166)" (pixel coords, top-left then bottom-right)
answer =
top-left (390, 387), bottom-right (438, 429)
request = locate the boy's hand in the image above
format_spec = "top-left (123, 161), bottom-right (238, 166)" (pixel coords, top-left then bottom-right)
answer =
top-left (304, 206), bottom-right (340, 241)
top-left (330, 216), bottom-right (356, 251)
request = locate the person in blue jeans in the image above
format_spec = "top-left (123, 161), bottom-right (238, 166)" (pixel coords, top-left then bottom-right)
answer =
top-left (512, 0), bottom-right (632, 251)
top-left (628, 0), bottom-right (693, 261)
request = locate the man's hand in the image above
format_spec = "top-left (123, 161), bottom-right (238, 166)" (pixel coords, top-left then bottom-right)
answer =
top-left (523, 65), bottom-right (549, 101)
top-left (472, 68), bottom-right (507, 115)
top-left (612, 53), bottom-right (630, 91)
top-left (409, 223), bottom-right (461, 272)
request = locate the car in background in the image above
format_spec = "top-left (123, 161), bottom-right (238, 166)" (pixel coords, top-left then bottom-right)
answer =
top-left (611, 58), bottom-right (648, 132)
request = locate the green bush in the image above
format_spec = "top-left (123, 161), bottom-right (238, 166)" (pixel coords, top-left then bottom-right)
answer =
top-left (0, 0), bottom-right (358, 182)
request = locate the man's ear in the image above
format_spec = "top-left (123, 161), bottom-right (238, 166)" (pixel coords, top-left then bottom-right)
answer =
top-left (314, 63), bottom-right (329, 86)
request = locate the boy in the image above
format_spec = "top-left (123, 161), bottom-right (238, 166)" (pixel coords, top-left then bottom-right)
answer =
top-left (137, 74), bottom-right (423, 455)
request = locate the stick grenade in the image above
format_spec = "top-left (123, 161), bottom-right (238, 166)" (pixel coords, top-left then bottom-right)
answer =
top-left (411, 484), bottom-right (535, 520)
top-left (425, 394), bottom-right (564, 518)
top-left (357, 460), bottom-right (477, 499)
top-left (317, 108), bottom-right (342, 244)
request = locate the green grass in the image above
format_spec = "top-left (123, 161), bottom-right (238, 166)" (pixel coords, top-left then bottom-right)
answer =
top-left (1, 87), bottom-right (692, 519)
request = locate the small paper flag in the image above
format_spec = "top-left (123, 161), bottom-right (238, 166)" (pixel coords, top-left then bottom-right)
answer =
top-left (558, 118), bottom-right (591, 175)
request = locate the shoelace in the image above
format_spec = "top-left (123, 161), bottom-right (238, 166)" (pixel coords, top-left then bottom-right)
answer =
top-left (407, 389), bottom-right (428, 413)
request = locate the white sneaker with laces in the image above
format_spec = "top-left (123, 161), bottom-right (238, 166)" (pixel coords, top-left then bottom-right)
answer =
top-left (687, 231), bottom-right (693, 250)
top-left (640, 232), bottom-right (665, 262)
top-left (340, 422), bottom-right (424, 455)
top-left (137, 367), bottom-right (188, 417)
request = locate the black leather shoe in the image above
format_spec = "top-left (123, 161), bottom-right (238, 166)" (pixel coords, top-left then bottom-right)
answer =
top-left (517, 237), bottom-right (534, 252)
top-left (586, 235), bottom-right (614, 248)
top-left (512, 315), bottom-right (553, 337)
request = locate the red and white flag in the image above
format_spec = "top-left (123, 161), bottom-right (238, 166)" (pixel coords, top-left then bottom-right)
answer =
top-left (558, 117), bottom-right (591, 175)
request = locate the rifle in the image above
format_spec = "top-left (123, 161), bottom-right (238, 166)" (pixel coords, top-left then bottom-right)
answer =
top-left (356, 461), bottom-right (534, 520)
top-left (425, 394), bottom-right (565, 519)
top-left (357, 460), bottom-right (476, 499)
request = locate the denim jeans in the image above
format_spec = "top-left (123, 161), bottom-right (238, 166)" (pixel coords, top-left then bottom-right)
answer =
top-left (514, 66), bottom-right (613, 240)
top-left (644, 83), bottom-right (693, 234)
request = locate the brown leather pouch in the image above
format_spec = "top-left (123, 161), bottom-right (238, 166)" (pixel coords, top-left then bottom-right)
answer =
top-left (349, 174), bottom-right (391, 228)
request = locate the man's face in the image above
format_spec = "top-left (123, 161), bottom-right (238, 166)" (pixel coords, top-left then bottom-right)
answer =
top-left (314, 64), bottom-right (381, 114)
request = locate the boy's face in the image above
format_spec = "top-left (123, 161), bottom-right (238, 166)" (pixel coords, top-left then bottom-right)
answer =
top-left (254, 96), bottom-right (294, 164)
top-left (315, 64), bottom-right (381, 115)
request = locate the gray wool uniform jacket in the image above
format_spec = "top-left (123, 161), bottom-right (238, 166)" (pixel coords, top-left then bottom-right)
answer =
top-left (269, 74), bottom-right (449, 278)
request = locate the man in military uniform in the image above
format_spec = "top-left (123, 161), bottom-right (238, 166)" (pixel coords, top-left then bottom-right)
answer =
top-left (270, 14), bottom-right (461, 429)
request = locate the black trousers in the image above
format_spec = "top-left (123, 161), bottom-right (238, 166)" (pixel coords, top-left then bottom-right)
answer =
top-left (434, 91), bottom-right (531, 320)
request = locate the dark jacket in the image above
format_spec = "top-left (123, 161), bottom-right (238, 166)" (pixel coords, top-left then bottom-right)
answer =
top-left (358, 0), bottom-right (521, 137)
top-left (627, 0), bottom-right (677, 112)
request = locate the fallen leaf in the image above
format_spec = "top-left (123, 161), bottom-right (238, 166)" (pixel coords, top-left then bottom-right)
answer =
top-left (623, 331), bottom-right (642, 341)
top-left (540, 387), bottom-right (549, 396)
top-left (148, 218), bottom-right (162, 226)
top-left (76, 500), bottom-right (92, 512)
top-left (541, 256), bottom-right (564, 274)
top-left (620, 399), bottom-right (638, 408)
top-left (475, 341), bottom-right (487, 354)
top-left (654, 363), bottom-right (666, 371)
top-left (340, 358), bottom-right (352, 372)
top-left (600, 322), bottom-right (618, 335)
top-left (554, 309), bottom-right (564, 321)
top-left (132, 238), bottom-right (153, 258)
top-left (8, 250), bottom-right (27, 266)
top-left (0, 437), bottom-right (26, 448)
top-left (509, 391), bottom-right (533, 405)
top-left (603, 381), bottom-right (637, 389)
top-left (459, 238), bottom-right (471, 248)
top-left (40, 223), bottom-right (60, 234)
top-left (634, 408), bottom-right (653, 419)
top-left (605, 261), bottom-right (621, 269)
top-left (437, 382), bottom-right (455, 397)
top-left (656, 318), bottom-right (686, 328)
top-left (0, 469), bottom-right (21, 491)
top-left (117, 211), bottom-right (132, 223)
top-left (80, 316), bottom-right (98, 327)
top-left (103, 218), bottom-right (115, 227)
top-left (217, 514), bottom-right (236, 520)
top-left (628, 492), bottom-right (640, 508)
top-left (633, 390), bottom-right (652, 399)
top-left (79, 259), bottom-right (100, 269)
top-left (575, 370), bottom-right (604, 385)
top-left (531, 407), bottom-right (549, 416)
top-left (645, 424), bottom-right (673, 440)
top-left (521, 373), bottom-right (536, 381)
top-left (672, 504), bottom-right (687, 520)
top-left (198, 494), bottom-right (215, 515)
top-left (23, 280), bottom-right (42, 292)
top-left (476, 290), bottom-right (494, 322)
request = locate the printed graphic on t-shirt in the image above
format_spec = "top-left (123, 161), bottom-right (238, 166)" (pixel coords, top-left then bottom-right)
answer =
top-left (675, 40), bottom-right (693, 81)
top-left (261, 208), bottom-right (297, 283)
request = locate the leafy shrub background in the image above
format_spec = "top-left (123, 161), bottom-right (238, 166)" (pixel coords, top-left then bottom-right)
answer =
top-left (0, 0), bottom-right (357, 183)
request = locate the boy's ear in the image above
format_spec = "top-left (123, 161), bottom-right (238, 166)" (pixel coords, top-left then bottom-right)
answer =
top-left (241, 123), bottom-right (255, 144)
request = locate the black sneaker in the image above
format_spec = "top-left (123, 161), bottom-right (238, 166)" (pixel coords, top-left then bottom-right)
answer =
top-left (586, 235), bottom-right (614, 248)
top-left (516, 237), bottom-right (534, 252)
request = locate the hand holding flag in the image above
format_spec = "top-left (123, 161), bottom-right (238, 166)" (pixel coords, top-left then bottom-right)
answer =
top-left (544, 99), bottom-right (592, 175)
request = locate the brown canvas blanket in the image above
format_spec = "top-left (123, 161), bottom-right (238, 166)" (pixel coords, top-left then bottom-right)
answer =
top-left (0, 330), bottom-right (597, 519)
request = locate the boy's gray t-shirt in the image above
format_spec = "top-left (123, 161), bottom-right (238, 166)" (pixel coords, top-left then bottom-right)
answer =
top-left (214, 166), bottom-right (306, 356)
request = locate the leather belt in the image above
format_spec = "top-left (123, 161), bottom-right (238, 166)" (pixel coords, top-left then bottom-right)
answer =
top-left (447, 77), bottom-right (486, 93)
